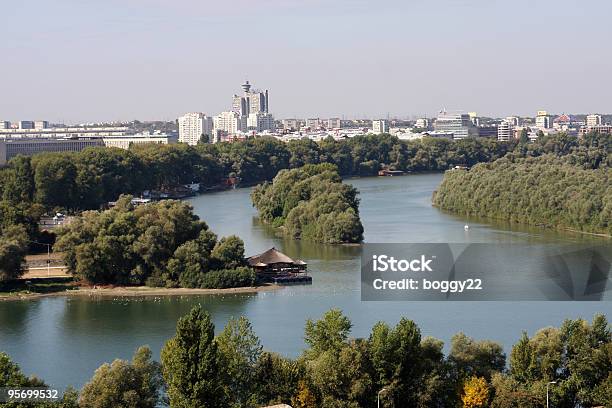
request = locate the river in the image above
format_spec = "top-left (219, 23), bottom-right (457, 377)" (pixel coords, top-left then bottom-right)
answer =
top-left (0, 173), bottom-right (610, 390)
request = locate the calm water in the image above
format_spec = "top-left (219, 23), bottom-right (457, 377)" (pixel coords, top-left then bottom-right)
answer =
top-left (0, 173), bottom-right (610, 390)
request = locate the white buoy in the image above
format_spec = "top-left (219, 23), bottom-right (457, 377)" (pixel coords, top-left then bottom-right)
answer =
top-left (464, 224), bottom-right (470, 230)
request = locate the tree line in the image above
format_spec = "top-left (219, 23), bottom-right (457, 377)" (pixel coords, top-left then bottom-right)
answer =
top-left (251, 164), bottom-right (364, 243)
top-left (0, 132), bottom-right (607, 279)
top-left (433, 152), bottom-right (611, 236)
top-left (1, 307), bottom-right (609, 407)
top-left (52, 196), bottom-right (252, 288)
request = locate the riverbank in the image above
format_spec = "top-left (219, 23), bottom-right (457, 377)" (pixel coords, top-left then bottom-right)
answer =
top-left (0, 279), bottom-right (281, 302)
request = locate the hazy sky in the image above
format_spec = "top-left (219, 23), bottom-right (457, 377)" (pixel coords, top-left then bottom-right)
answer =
top-left (2, 0), bottom-right (611, 123)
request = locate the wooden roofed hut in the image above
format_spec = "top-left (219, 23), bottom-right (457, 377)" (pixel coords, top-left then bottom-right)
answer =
top-left (247, 247), bottom-right (310, 284)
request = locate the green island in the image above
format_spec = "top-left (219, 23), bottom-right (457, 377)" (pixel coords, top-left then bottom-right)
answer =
top-left (54, 195), bottom-right (251, 289)
top-left (251, 163), bottom-right (363, 243)
top-left (1, 307), bottom-right (609, 408)
top-left (433, 133), bottom-right (611, 236)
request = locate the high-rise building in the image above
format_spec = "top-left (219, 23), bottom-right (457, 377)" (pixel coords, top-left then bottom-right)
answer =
top-left (247, 113), bottom-right (275, 132)
top-left (372, 119), bottom-right (389, 134)
top-left (213, 111), bottom-right (246, 137)
top-left (178, 113), bottom-right (214, 145)
top-left (433, 112), bottom-right (479, 139)
top-left (497, 120), bottom-right (514, 141)
top-left (586, 114), bottom-right (602, 127)
top-left (237, 80), bottom-right (269, 115)
top-left (535, 110), bottom-right (552, 129)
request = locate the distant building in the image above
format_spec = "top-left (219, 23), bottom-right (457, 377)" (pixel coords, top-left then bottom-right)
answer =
top-left (468, 112), bottom-right (480, 127)
top-left (19, 121), bottom-right (35, 129)
top-left (497, 121), bottom-right (514, 141)
top-left (34, 121), bottom-right (49, 130)
top-left (247, 113), bottom-right (275, 132)
top-left (586, 114), bottom-right (602, 127)
top-left (372, 119), bottom-right (389, 134)
top-left (0, 126), bottom-right (129, 139)
top-left (535, 110), bottom-right (552, 129)
top-left (178, 112), bottom-right (214, 145)
top-left (306, 118), bottom-right (321, 129)
top-left (580, 124), bottom-right (612, 135)
top-left (0, 138), bottom-right (105, 166)
top-left (505, 116), bottom-right (520, 127)
top-left (415, 118), bottom-right (430, 129)
top-left (325, 118), bottom-right (341, 129)
top-left (434, 112), bottom-right (478, 139)
top-left (102, 132), bottom-right (177, 149)
top-left (477, 125), bottom-right (497, 138)
top-left (282, 119), bottom-right (300, 130)
top-left (214, 111), bottom-right (246, 136)
top-left (0, 121), bottom-right (10, 129)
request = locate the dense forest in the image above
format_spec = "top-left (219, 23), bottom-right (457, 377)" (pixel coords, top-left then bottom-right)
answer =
top-left (251, 164), bottom-right (364, 243)
top-left (54, 196), bottom-right (252, 288)
top-left (1, 308), bottom-right (609, 407)
top-left (433, 133), bottom-right (611, 235)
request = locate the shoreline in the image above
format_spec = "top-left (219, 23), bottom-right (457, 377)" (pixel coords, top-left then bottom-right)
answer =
top-left (0, 283), bottom-right (282, 302)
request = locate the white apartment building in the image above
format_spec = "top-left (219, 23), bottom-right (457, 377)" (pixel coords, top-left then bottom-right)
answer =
top-left (325, 118), bottom-right (341, 129)
top-left (497, 120), bottom-right (514, 141)
top-left (586, 114), bottom-right (602, 127)
top-left (535, 111), bottom-right (552, 129)
top-left (372, 119), bottom-right (389, 134)
top-left (247, 113), bottom-right (276, 132)
top-left (213, 111), bottom-right (246, 137)
top-left (433, 112), bottom-right (478, 139)
top-left (505, 116), bottom-right (520, 127)
top-left (178, 112), bottom-right (214, 145)
top-left (282, 119), bottom-right (300, 130)
top-left (415, 118), bottom-right (429, 129)
top-left (34, 121), bottom-right (49, 130)
top-left (305, 118), bottom-right (321, 129)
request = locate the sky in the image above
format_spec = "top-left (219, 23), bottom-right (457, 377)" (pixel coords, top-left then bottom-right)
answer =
top-left (2, 0), bottom-right (611, 123)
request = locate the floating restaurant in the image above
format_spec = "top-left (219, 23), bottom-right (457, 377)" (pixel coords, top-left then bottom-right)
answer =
top-left (247, 247), bottom-right (312, 285)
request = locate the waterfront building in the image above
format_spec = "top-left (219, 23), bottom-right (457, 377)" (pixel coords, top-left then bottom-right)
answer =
top-left (586, 114), bottom-right (602, 127)
top-left (0, 138), bottom-right (104, 165)
top-left (433, 112), bottom-right (479, 139)
top-left (178, 112), bottom-right (214, 145)
top-left (497, 120), bottom-right (514, 141)
top-left (535, 110), bottom-right (552, 129)
top-left (372, 119), bottom-right (389, 134)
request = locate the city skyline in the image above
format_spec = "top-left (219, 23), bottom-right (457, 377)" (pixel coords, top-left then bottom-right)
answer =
top-left (3, 0), bottom-right (612, 122)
